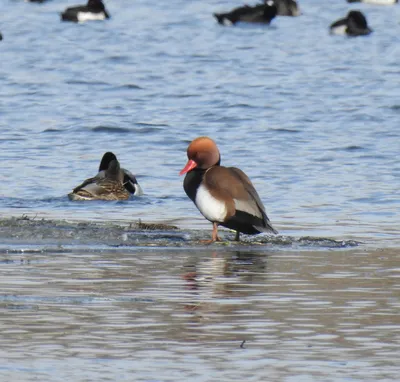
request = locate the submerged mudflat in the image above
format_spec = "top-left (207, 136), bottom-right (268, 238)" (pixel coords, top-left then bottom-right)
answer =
top-left (0, 216), bottom-right (359, 251)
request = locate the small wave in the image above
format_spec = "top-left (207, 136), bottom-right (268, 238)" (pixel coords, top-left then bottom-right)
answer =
top-left (41, 128), bottom-right (61, 133)
top-left (228, 103), bottom-right (257, 109)
top-left (65, 80), bottom-right (109, 86)
top-left (271, 128), bottom-right (301, 134)
top-left (119, 84), bottom-right (142, 90)
top-left (91, 126), bottom-right (131, 133)
top-left (106, 55), bottom-right (131, 63)
top-left (330, 145), bottom-right (365, 152)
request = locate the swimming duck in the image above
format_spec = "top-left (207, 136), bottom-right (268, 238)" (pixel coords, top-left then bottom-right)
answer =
top-left (273, 0), bottom-right (301, 16)
top-left (68, 152), bottom-right (143, 201)
top-left (330, 10), bottom-right (372, 36)
top-left (61, 0), bottom-right (110, 23)
top-left (347, 0), bottom-right (397, 5)
top-left (180, 137), bottom-right (278, 242)
top-left (214, 1), bottom-right (277, 25)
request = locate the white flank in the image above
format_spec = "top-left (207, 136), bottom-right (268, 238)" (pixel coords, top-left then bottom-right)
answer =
top-left (362, 0), bottom-right (396, 4)
top-left (195, 184), bottom-right (227, 223)
top-left (330, 25), bottom-right (347, 35)
top-left (77, 12), bottom-right (106, 22)
top-left (133, 183), bottom-right (144, 196)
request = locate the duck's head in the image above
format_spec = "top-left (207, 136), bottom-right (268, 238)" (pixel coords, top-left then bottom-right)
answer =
top-left (105, 159), bottom-right (124, 182)
top-left (99, 152), bottom-right (117, 172)
top-left (347, 10), bottom-right (372, 35)
top-left (348, 11), bottom-right (367, 27)
top-left (87, 0), bottom-right (106, 11)
top-left (180, 136), bottom-right (221, 175)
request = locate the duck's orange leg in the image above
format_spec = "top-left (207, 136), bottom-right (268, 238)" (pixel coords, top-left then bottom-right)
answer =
top-left (199, 223), bottom-right (222, 244)
top-left (211, 222), bottom-right (222, 242)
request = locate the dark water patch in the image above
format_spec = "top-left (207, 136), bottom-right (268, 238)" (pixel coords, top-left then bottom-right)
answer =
top-left (330, 145), bottom-right (365, 152)
top-left (106, 55), bottom-right (131, 63)
top-left (0, 137), bottom-right (26, 142)
top-left (65, 80), bottom-right (109, 87)
top-left (271, 128), bottom-right (301, 134)
top-left (329, 66), bottom-right (350, 73)
top-left (358, 154), bottom-right (388, 160)
top-left (166, 93), bottom-right (200, 99)
top-left (118, 83), bottom-right (143, 90)
top-left (389, 105), bottom-right (400, 111)
top-left (227, 103), bottom-right (258, 109)
top-left (91, 125), bottom-right (131, 134)
top-left (313, 156), bottom-right (334, 162)
top-left (351, 196), bottom-right (394, 204)
top-left (236, 46), bottom-right (255, 51)
top-left (135, 122), bottom-right (169, 128)
top-left (41, 128), bottom-right (61, 134)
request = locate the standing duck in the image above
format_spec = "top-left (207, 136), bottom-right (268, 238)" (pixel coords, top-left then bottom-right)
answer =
top-left (68, 152), bottom-right (143, 201)
top-left (180, 137), bottom-right (278, 242)
top-left (61, 0), bottom-right (110, 23)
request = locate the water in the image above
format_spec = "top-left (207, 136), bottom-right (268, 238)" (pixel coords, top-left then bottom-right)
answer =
top-left (1, 2), bottom-right (400, 380)
top-left (1, 0), bottom-right (399, 246)
top-left (1, 248), bottom-right (399, 381)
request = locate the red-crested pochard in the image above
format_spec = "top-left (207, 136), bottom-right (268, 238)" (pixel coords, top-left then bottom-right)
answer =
top-left (180, 136), bottom-right (278, 242)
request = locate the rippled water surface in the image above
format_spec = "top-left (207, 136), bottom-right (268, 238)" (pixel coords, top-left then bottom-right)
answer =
top-left (1, 0), bottom-right (399, 245)
top-left (1, 3), bottom-right (400, 379)
top-left (1, 247), bottom-right (399, 381)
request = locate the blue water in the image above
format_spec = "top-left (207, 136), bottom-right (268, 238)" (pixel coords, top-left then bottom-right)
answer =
top-left (1, 0), bottom-right (399, 245)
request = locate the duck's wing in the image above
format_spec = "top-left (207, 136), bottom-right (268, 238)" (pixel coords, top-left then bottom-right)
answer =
top-left (72, 176), bottom-right (99, 193)
top-left (228, 167), bottom-right (277, 233)
top-left (205, 166), bottom-right (277, 233)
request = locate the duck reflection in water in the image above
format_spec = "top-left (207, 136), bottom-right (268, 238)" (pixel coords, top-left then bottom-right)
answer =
top-left (182, 251), bottom-right (268, 312)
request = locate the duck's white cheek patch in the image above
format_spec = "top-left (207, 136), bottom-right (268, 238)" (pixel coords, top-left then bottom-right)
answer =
top-left (77, 12), bottom-right (106, 22)
top-left (195, 184), bottom-right (227, 223)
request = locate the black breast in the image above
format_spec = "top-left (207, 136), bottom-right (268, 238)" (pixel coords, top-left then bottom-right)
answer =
top-left (183, 168), bottom-right (206, 203)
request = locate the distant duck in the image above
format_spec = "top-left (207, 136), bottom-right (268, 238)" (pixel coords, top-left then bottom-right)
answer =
top-left (273, 0), bottom-right (301, 16)
top-left (347, 0), bottom-right (397, 5)
top-left (330, 10), bottom-right (372, 36)
top-left (0, 33), bottom-right (2, 41)
top-left (61, 0), bottom-right (110, 23)
top-left (68, 152), bottom-right (143, 201)
top-left (214, 1), bottom-right (277, 25)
